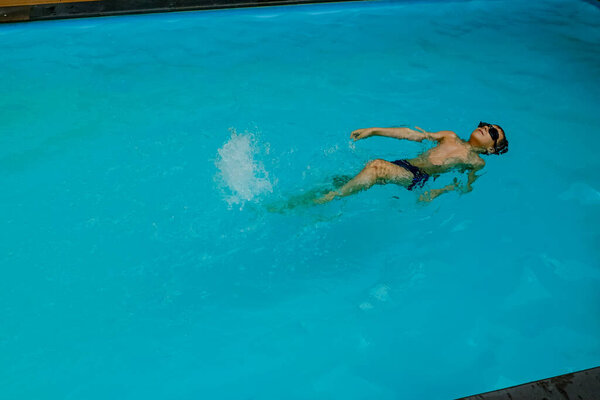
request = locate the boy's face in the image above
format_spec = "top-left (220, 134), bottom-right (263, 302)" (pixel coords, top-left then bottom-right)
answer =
top-left (470, 123), bottom-right (504, 152)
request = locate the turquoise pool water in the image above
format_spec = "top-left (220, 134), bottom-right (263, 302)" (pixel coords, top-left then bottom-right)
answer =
top-left (1, 0), bottom-right (599, 398)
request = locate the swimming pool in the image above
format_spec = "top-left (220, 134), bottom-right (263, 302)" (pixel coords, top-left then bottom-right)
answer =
top-left (1, 0), bottom-right (599, 398)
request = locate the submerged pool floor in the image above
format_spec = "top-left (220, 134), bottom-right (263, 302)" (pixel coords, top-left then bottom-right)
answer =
top-left (1, 0), bottom-right (599, 398)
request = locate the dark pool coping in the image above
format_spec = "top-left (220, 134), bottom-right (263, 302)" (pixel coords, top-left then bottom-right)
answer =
top-left (457, 366), bottom-right (600, 400)
top-left (0, 0), bottom-right (363, 23)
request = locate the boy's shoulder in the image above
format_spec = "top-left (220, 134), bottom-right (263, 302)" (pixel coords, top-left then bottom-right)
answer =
top-left (437, 130), bottom-right (458, 138)
top-left (428, 130), bottom-right (459, 142)
top-left (469, 153), bottom-right (485, 168)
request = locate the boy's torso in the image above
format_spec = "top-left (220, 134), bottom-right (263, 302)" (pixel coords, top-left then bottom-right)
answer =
top-left (409, 135), bottom-right (483, 175)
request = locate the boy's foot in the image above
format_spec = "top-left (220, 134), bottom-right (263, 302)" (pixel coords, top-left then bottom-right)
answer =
top-left (314, 191), bottom-right (338, 204)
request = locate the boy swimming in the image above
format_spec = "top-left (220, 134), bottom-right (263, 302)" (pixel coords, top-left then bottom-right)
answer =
top-left (316, 122), bottom-right (508, 203)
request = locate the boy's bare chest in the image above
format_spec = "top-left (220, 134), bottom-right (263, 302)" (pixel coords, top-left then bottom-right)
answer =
top-left (425, 142), bottom-right (472, 166)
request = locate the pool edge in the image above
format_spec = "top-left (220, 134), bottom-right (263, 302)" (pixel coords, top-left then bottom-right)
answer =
top-left (457, 366), bottom-right (600, 400)
top-left (0, 0), bottom-right (365, 23)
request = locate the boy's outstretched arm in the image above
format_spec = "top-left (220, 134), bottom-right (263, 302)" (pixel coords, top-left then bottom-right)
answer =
top-left (351, 127), bottom-right (455, 142)
top-left (418, 179), bottom-right (460, 202)
top-left (460, 167), bottom-right (482, 194)
top-left (419, 167), bottom-right (483, 202)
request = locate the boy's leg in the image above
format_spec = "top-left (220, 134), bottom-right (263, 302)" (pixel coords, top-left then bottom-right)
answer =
top-left (316, 159), bottom-right (413, 203)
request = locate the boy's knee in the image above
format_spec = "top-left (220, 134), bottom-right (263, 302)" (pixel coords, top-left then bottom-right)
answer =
top-left (365, 159), bottom-right (389, 180)
top-left (367, 159), bottom-right (387, 169)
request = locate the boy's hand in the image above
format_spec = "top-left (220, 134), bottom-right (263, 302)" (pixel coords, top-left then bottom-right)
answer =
top-left (350, 128), bottom-right (374, 141)
top-left (418, 191), bottom-right (433, 202)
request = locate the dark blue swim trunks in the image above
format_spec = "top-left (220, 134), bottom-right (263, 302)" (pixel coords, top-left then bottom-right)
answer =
top-left (391, 159), bottom-right (430, 191)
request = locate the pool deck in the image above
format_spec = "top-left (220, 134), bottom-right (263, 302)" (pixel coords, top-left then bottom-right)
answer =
top-left (0, 0), bottom-right (362, 22)
top-left (458, 366), bottom-right (600, 400)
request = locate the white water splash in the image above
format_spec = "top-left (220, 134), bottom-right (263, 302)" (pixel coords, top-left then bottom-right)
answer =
top-left (215, 129), bottom-right (273, 207)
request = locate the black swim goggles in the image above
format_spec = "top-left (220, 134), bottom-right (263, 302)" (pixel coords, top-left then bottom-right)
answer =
top-left (478, 121), bottom-right (500, 146)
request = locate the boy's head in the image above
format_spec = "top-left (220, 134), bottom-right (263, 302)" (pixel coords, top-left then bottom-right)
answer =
top-left (470, 122), bottom-right (508, 155)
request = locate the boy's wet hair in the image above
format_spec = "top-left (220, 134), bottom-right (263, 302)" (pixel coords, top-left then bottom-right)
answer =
top-left (491, 124), bottom-right (508, 155)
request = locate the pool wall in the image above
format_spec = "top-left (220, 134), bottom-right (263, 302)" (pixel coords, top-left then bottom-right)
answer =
top-left (0, 0), bottom-right (361, 22)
